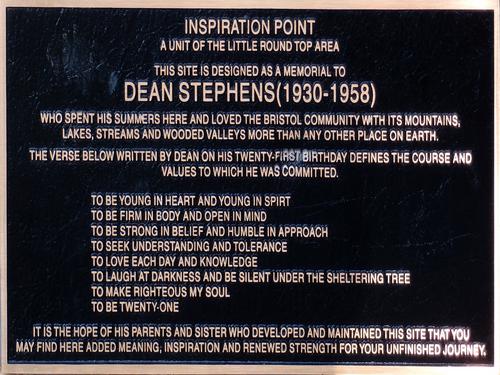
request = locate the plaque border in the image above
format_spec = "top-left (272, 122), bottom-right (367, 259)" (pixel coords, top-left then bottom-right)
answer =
top-left (0, 1), bottom-right (498, 374)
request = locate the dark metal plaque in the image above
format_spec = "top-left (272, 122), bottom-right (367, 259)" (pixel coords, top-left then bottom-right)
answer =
top-left (1, 3), bottom-right (498, 374)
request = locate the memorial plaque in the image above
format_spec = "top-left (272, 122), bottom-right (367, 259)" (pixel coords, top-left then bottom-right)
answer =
top-left (1, 1), bottom-right (498, 374)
